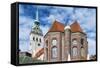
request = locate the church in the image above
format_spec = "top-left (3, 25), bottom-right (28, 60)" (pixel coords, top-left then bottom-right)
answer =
top-left (29, 10), bottom-right (88, 62)
top-left (44, 20), bottom-right (88, 62)
top-left (29, 10), bottom-right (44, 60)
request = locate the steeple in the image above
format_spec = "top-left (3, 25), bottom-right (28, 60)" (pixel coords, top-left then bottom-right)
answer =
top-left (34, 8), bottom-right (40, 26)
top-left (31, 8), bottom-right (43, 36)
top-left (36, 8), bottom-right (39, 21)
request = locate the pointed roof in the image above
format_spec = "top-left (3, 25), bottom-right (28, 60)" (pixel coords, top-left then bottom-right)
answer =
top-left (45, 20), bottom-right (83, 37)
top-left (36, 8), bottom-right (39, 21)
top-left (31, 8), bottom-right (43, 36)
top-left (48, 20), bottom-right (65, 33)
top-left (70, 21), bottom-right (83, 32)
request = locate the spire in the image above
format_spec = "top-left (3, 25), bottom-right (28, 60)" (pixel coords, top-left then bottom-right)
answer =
top-left (31, 7), bottom-right (43, 36)
top-left (34, 8), bottom-right (40, 26)
top-left (36, 8), bottom-right (39, 21)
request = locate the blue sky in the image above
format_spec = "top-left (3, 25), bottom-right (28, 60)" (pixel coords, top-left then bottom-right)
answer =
top-left (19, 4), bottom-right (96, 55)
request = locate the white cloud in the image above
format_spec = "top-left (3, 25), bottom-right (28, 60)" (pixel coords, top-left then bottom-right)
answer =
top-left (19, 16), bottom-right (34, 26)
top-left (40, 25), bottom-right (49, 35)
top-left (19, 27), bottom-right (30, 40)
top-left (87, 38), bottom-right (96, 55)
top-left (19, 16), bottom-right (35, 39)
top-left (19, 5), bottom-right (96, 54)
top-left (19, 16), bottom-right (35, 51)
top-left (19, 41), bottom-right (29, 52)
top-left (87, 32), bottom-right (96, 39)
top-left (19, 5), bottom-right (24, 15)
top-left (41, 14), bottom-right (55, 24)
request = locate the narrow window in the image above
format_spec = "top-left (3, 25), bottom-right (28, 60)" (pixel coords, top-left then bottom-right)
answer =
top-left (81, 47), bottom-right (85, 58)
top-left (81, 39), bottom-right (84, 45)
top-left (46, 40), bottom-right (48, 47)
top-left (51, 46), bottom-right (57, 58)
top-left (36, 38), bottom-right (38, 42)
top-left (40, 38), bottom-right (41, 42)
top-left (72, 47), bottom-right (78, 57)
top-left (46, 40), bottom-right (48, 60)
top-left (33, 37), bottom-right (35, 41)
top-left (46, 48), bottom-right (48, 60)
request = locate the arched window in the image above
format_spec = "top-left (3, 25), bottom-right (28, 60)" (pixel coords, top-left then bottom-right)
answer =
top-left (46, 40), bottom-right (48, 47)
top-left (46, 48), bottom-right (48, 60)
top-left (46, 40), bottom-right (48, 60)
top-left (51, 46), bottom-right (57, 58)
top-left (81, 39), bottom-right (84, 45)
top-left (33, 37), bottom-right (35, 41)
top-left (72, 47), bottom-right (78, 57)
top-left (39, 38), bottom-right (41, 42)
top-left (81, 48), bottom-right (85, 58)
top-left (36, 37), bottom-right (38, 42)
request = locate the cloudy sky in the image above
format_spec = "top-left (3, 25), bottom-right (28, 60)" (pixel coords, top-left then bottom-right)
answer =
top-left (19, 4), bottom-right (96, 55)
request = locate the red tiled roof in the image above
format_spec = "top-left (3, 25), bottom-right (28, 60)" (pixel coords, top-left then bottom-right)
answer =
top-left (36, 21), bottom-right (83, 57)
top-left (48, 20), bottom-right (65, 33)
top-left (35, 48), bottom-right (44, 58)
top-left (45, 20), bottom-right (83, 37)
top-left (70, 21), bottom-right (83, 32)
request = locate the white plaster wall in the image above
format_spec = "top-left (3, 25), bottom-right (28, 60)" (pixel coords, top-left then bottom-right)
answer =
top-left (30, 33), bottom-right (44, 58)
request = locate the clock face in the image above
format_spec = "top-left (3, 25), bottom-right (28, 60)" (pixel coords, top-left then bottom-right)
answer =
top-left (52, 39), bottom-right (57, 45)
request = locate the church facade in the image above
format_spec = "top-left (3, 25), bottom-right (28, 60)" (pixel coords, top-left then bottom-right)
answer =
top-left (44, 20), bottom-right (88, 62)
top-left (29, 10), bottom-right (88, 62)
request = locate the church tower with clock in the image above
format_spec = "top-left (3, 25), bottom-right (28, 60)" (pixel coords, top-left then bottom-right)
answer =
top-left (29, 9), bottom-right (44, 60)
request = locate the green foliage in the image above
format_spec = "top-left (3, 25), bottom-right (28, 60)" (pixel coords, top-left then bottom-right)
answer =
top-left (19, 55), bottom-right (44, 64)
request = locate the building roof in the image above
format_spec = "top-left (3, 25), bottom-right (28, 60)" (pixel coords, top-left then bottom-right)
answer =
top-left (19, 52), bottom-right (32, 57)
top-left (47, 20), bottom-right (83, 33)
top-left (48, 20), bottom-right (65, 33)
top-left (31, 21), bottom-right (43, 36)
top-left (34, 48), bottom-right (44, 58)
top-left (36, 21), bottom-right (84, 58)
top-left (70, 21), bottom-right (83, 32)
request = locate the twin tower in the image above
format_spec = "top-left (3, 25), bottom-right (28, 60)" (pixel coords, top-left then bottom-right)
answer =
top-left (44, 20), bottom-right (88, 62)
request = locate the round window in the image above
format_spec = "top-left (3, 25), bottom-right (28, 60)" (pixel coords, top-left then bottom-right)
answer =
top-left (52, 39), bottom-right (57, 46)
top-left (72, 39), bottom-right (78, 45)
